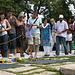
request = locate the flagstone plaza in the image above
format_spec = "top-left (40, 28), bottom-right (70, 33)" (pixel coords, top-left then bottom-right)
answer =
top-left (0, 50), bottom-right (75, 75)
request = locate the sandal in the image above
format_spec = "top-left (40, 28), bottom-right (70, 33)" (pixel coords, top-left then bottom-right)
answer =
top-left (54, 55), bottom-right (58, 56)
top-left (28, 56), bottom-right (33, 59)
top-left (34, 57), bottom-right (38, 59)
top-left (25, 51), bottom-right (29, 55)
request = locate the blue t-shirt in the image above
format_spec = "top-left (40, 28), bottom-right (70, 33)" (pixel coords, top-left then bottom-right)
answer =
top-left (27, 17), bottom-right (42, 34)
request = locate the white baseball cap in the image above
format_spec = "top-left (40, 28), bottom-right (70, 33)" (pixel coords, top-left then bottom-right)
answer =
top-left (50, 18), bottom-right (55, 22)
top-left (59, 14), bottom-right (64, 18)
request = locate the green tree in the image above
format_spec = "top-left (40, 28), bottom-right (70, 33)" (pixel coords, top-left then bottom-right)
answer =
top-left (0, 0), bottom-right (74, 21)
top-left (30, 0), bottom-right (73, 21)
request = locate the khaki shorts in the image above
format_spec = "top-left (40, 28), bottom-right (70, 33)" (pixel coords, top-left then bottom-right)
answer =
top-left (29, 33), bottom-right (40, 45)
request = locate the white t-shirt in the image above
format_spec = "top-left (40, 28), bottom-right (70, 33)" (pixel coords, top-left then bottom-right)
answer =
top-left (55, 20), bottom-right (68, 38)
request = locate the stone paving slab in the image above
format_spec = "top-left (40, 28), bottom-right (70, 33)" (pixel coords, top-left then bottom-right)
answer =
top-left (5, 66), bottom-right (37, 72)
top-left (20, 64), bottom-right (31, 67)
top-left (23, 69), bottom-right (45, 74)
top-left (32, 71), bottom-right (56, 75)
top-left (60, 64), bottom-right (75, 75)
top-left (0, 70), bottom-right (16, 75)
top-left (0, 64), bottom-right (23, 69)
top-left (51, 63), bottom-right (74, 70)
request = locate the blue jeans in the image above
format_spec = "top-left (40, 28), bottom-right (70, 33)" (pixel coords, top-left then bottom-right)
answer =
top-left (56, 36), bottom-right (68, 55)
top-left (0, 34), bottom-right (8, 57)
top-left (8, 34), bottom-right (16, 49)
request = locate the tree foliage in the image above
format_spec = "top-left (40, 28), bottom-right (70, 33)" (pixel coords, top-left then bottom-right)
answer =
top-left (0, 0), bottom-right (75, 20)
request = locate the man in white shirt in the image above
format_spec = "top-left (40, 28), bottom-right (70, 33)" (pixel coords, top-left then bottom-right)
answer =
top-left (53, 15), bottom-right (68, 56)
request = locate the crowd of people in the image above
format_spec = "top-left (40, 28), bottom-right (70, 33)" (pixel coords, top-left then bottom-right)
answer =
top-left (0, 9), bottom-right (75, 60)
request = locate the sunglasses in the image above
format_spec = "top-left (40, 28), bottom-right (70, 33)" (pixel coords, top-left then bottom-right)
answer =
top-left (19, 16), bottom-right (24, 18)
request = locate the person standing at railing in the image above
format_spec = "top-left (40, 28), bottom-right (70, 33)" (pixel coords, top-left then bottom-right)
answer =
top-left (6, 9), bottom-right (19, 58)
top-left (27, 10), bottom-right (42, 58)
top-left (41, 18), bottom-right (51, 56)
top-left (53, 15), bottom-right (68, 56)
top-left (0, 11), bottom-right (11, 60)
top-left (16, 13), bottom-right (25, 57)
top-left (50, 18), bottom-right (56, 51)
top-left (66, 18), bottom-right (74, 54)
top-left (25, 24), bottom-right (30, 55)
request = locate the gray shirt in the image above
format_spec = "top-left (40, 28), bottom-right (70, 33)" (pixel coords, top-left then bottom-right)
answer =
top-left (8, 17), bottom-right (16, 34)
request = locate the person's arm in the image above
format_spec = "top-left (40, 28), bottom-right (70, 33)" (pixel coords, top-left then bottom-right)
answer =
top-left (58, 22), bottom-right (68, 34)
top-left (8, 16), bottom-right (12, 22)
top-left (52, 23), bottom-right (57, 38)
top-left (27, 24), bottom-right (34, 27)
top-left (69, 24), bottom-right (74, 31)
top-left (36, 24), bottom-right (42, 28)
top-left (52, 29), bottom-right (57, 38)
top-left (23, 22), bottom-right (25, 26)
top-left (12, 16), bottom-right (19, 26)
top-left (48, 28), bottom-right (50, 40)
top-left (58, 29), bottom-right (68, 34)
top-left (6, 20), bottom-right (11, 31)
top-left (41, 29), bottom-right (43, 38)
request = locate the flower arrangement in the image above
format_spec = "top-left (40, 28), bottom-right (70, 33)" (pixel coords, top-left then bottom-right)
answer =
top-left (13, 57), bottom-right (22, 61)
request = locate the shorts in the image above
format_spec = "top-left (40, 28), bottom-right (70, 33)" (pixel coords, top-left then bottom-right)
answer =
top-left (8, 34), bottom-right (16, 49)
top-left (29, 33), bottom-right (40, 45)
top-left (66, 33), bottom-right (72, 41)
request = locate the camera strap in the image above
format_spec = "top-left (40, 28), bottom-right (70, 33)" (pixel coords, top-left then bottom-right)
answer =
top-left (30, 17), bottom-right (38, 30)
top-left (0, 21), bottom-right (5, 30)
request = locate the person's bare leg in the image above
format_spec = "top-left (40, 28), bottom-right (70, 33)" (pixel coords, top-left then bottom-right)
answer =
top-left (35, 45), bottom-right (38, 57)
top-left (20, 46), bottom-right (22, 57)
top-left (13, 48), bottom-right (17, 55)
top-left (25, 45), bottom-right (30, 54)
top-left (30, 45), bottom-right (33, 56)
top-left (7, 49), bottom-right (10, 58)
top-left (69, 41), bottom-right (72, 54)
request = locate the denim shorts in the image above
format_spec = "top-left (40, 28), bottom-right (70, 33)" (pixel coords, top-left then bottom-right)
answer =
top-left (0, 34), bottom-right (8, 57)
top-left (8, 34), bottom-right (16, 49)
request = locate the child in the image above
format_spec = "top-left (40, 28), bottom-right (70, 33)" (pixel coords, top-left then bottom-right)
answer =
top-left (25, 25), bottom-right (30, 55)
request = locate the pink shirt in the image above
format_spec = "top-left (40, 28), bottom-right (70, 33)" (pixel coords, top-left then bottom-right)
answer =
top-left (55, 20), bottom-right (68, 38)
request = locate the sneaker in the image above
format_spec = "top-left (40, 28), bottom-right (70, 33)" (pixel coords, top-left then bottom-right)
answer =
top-left (2, 58), bottom-right (12, 61)
top-left (54, 55), bottom-right (59, 56)
top-left (13, 55), bottom-right (17, 58)
top-left (44, 54), bottom-right (50, 56)
top-left (34, 56), bottom-right (38, 58)
top-left (28, 56), bottom-right (33, 59)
